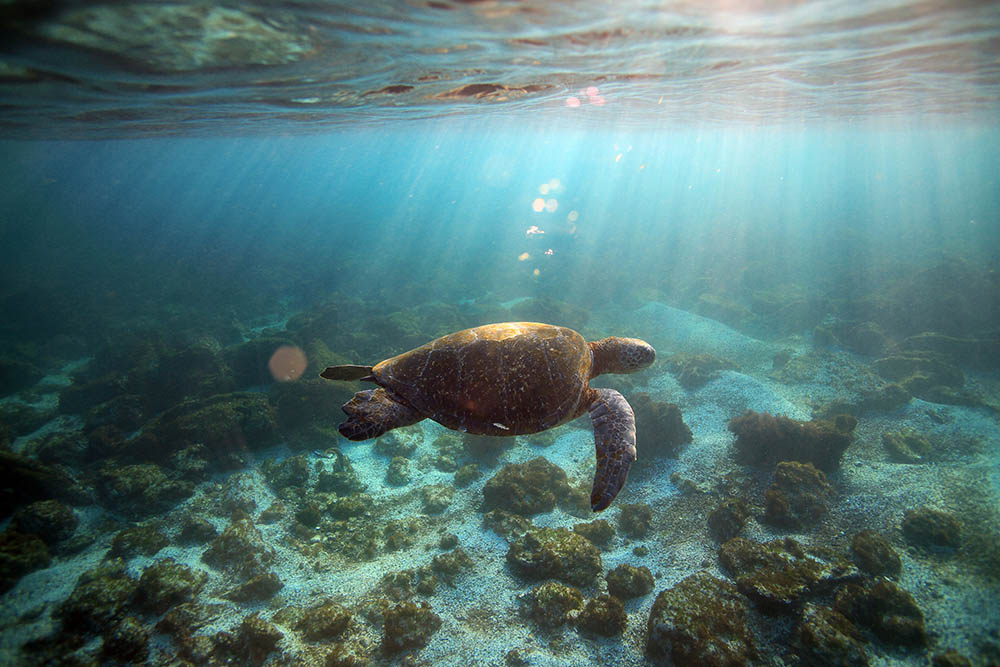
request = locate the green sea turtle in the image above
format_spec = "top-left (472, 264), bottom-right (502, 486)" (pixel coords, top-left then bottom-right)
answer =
top-left (321, 322), bottom-right (655, 511)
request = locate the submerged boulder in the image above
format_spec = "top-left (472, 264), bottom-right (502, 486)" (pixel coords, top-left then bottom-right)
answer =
top-left (728, 411), bottom-right (856, 471)
top-left (506, 527), bottom-right (602, 587)
top-left (647, 571), bottom-right (756, 666)
top-left (482, 457), bottom-right (570, 517)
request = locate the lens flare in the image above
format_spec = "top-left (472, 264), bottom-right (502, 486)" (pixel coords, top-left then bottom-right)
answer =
top-left (268, 345), bottom-right (307, 382)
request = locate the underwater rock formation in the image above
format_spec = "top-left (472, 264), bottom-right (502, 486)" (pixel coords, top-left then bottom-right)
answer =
top-left (506, 527), bottom-right (602, 586)
top-left (573, 519), bottom-right (615, 548)
top-left (382, 600), bottom-right (442, 653)
top-left (10, 499), bottom-right (78, 546)
top-left (201, 510), bottom-right (275, 579)
top-left (629, 393), bottom-right (693, 459)
top-left (901, 507), bottom-right (962, 549)
top-left (618, 503), bottom-right (653, 539)
top-left (0, 450), bottom-right (91, 519)
top-left (108, 524), bottom-right (168, 560)
top-left (576, 593), bottom-right (627, 636)
top-left (481, 457), bottom-right (570, 516)
top-left (606, 563), bottom-right (654, 599)
top-left (646, 571), bottom-right (756, 666)
top-left (763, 461), bottom-right (834, 529)
top-left (135, 558), bottom-right (208, 614)
top-left (707, 498), bottom-right (749, 542)
top-left (526, 581), bottom-right (584, 628)
top-left (0, 530), bottom-right (50, 593)
top-left (833, 579), bottom-right (927, 647)
top-left (794, 602), bottom-right (870, 666)
top-left (882, 428), bottom-right (933, 463)
top-left (850, 530), bottom-right (902, 577)
top-left (719, 537), bottom-right (859, 613)
top-left (666, 353), bottom-right (737, 389)
top-left (96, 463), bottom-right (193, 519)
top-left (728, 411), bottom-right (857, 471)
top-left (0, 358), bottom-right (43, 396)
top-left (56, 558), bottom-right (138, 634)
top-left (872, 351), bottom-right (966, 402)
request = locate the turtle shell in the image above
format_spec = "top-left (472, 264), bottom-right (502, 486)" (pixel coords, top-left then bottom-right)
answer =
top-left (372, 322), bottom-right (592, 436)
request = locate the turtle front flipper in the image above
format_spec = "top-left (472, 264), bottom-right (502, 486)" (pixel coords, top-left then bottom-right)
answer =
top-left (339, 388), bottom-right (423, 441)
top-left (587, 388), bottom-right (637, 511)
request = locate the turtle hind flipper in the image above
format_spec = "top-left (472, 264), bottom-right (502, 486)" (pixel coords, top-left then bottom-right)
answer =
top-left (339, 388), bottom-right (424, 441)
top-left (588, 387), bottom-right (637, 511)
top-left (321, 364), bottom-right (374, 381)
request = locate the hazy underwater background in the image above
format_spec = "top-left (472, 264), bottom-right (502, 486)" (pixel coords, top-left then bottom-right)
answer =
top-left (1, 1), bottom-right (999, 665)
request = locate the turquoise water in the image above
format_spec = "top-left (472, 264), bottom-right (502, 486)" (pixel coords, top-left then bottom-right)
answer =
top-left (1, 2), bottom-right (999, 666)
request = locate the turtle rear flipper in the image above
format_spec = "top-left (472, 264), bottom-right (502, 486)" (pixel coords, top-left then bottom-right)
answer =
top-left (339, 388), bottom-right (423, 441)
top-left (588, 388), bottom-right (637, 511)
top-left (321, 364), bottom-right (374, 381)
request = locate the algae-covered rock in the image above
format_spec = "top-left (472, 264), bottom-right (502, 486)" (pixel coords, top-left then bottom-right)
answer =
top-left (156, 601), bottom-right (225, 638)
top-left (629, 393), bottom-right (693, 459)
top-left (506, 527), bottom-right (602, 586)
top-left (97, 463), bottom-right (193, 519)
top-left (314, 450), bottom-right (367, 495)
top-left (931, 650), bottom-right (975, 667)
top-left (763, 461), bottom-right (833, 529)
top-left (901, 507), bottom-right (961, 549)
top-left (108, 524), bottom-right (169, 559)
top-left (0, 449), bottom-right (91, 519)
top-left (135, 558), bottom-right (208, 614)
top-left (223, 571), bottom-right (283, 602)
top-left (0, 358), bottom-right (43, 396)
top-left (453, 463), bottom-right (481, 488)
top-left (666, 353), bottom-right (737, 390)
top-left (201, 511), bottom-right (275, 578)
top-left (834, 579), bottom-right (927, 647)
top-left (483, 509), bottom-right (533, 540)
top-left (232, 613), bottom-right (285, 663)
top-left (57, 558), bottom-right (138, 633)
top-left (373, 430), bottom-right (419, 458)
top-left (296, 601), bottom-right (352, 641)
top-left (872, 351), bottom-right (964, 397)
top-left (383, 600), bottom-right (442, 653)
top-left (11, 499), bottom-right (78, 546)
top-left (102, 614), bottom-right (150, 662)
top-left (482, 457), bottom-right (570, 516)
top-left (386, 456), bottom-right (411, 486)
top-left (618, 503), bottom-right (653, 539)
top-left (573, 519), bottom-right (615, 548)
top-left (262, 455), bottom-right (309, 491)
top-left (795, 603), bottom-right (869, 666)
top-left (420, 484), bottom-right (454, 514)
top-left (151, 392), bottom-right (279, 465)
top-left (719, 537), bottom-right (859, 613)
top-left (882, 429), bottom-right (933, 463)
top-left (526, 581), bottom-right (583, 628)
top-left (576, 593), bottom-right (627, 636)
top-left (647, 571), bottom-right (756, 666)
top-left (177, 515), bottom-right (217, 545)
top-left (851, 531), bottom-right (901, 577)
top-left (258, 501), bottom-right (286, 524)
top-left (606, 563), bottom-right (655, 600)
top-left (0, 530), bottom-right (51, 593)
top-left (431, 547), bottom-right (474, 585)
top-left (707, 498), bottom-right (749, 542)
top-left (728, 411), bottom-right (856, 471)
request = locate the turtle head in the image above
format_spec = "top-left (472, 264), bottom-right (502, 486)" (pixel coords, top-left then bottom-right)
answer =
top-left (589, 336), bottom-right (656, 377)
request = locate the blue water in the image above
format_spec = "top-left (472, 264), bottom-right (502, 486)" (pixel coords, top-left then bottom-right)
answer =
top-left (1, 2), bottom-right (999, 665)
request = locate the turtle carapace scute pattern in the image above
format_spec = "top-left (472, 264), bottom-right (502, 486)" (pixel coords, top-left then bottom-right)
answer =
top-left (321, 322), bottom-right (655, 511)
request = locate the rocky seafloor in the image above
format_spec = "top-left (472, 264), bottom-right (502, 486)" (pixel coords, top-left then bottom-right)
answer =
top-left (1, 282), bottom-right (999, 665)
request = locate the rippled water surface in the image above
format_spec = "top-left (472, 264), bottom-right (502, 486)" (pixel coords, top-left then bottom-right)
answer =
top-left (1, 0), bottom-right (999, 135)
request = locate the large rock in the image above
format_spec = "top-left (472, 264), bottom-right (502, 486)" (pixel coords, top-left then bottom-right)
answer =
top-left (647, 572), bottom-right (756, 666)
top-left (728, 411), bottom-right (856, 471)
top-left (482, 457), bottom-right (570, 516)
top-left (506, 527), bottom-right (602, 586)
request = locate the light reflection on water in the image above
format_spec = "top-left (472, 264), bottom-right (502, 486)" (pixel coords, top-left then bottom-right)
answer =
top-left (0, 0), bottom-right (997, 136)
